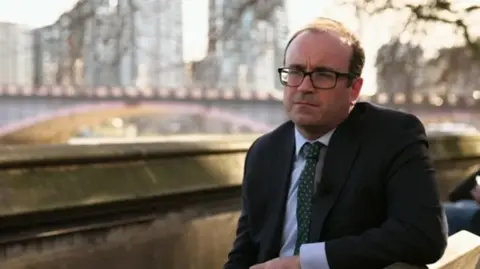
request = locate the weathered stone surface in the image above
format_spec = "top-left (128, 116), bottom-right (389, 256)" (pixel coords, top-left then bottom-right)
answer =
top-left (1, 207), bottom-right (241, 269)
top-left (0, 138), bottom-right (251, 218)
top-left (0, 134), bottom-right (477, 218)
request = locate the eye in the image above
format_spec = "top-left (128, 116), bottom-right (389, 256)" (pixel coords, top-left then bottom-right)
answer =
top-left (312, 71), bottom-right (335, 80)
top-left (281, 69), bottom-right (301, 80)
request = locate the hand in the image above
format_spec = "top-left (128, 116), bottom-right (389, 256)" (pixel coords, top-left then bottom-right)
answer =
top-left (249, 256), bottom-right (301, 269)
top-left (471, 184), bottom-right (480, 204)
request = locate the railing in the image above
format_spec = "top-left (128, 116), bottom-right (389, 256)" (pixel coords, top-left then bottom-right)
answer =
top-left (0, 85), bottom-right (480, 109)
top-left (0, 134), bottom-right (478, 268)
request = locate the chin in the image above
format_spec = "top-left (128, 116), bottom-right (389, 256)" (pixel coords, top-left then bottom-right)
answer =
top-left (292, 114), bottom-right (320, 126)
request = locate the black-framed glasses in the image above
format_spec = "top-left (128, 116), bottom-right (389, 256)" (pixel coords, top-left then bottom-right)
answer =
top-left (277, 67), bottom-right (356, 89)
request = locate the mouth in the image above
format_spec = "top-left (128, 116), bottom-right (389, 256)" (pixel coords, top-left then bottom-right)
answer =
top-left (294, 101), bottom-right (317, 107)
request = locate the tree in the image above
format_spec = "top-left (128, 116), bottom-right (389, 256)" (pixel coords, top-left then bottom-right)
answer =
top-left (425, 44), bottom-right (480, 94)
top-left (375, 39), bottom-right (425, 94)
top-left (338, 0), bottom-right (480, 57)
top-left (339, 0), bottom-right (479, 94)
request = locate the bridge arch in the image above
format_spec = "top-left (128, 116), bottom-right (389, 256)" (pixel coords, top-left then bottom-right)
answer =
top-left (0, 101), bottom-right (274, 144)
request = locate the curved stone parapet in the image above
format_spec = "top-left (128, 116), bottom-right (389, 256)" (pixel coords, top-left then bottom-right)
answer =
top-left (0, 134), bottom-right (477, 219)
top-left (0, 136), bottom-right (258, 220)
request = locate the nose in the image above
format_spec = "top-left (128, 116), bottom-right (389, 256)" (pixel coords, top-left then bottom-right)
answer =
top-left (297, 74), bottom-right (315, 93)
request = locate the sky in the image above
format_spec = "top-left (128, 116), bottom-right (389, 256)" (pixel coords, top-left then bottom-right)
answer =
top-left (0, 0), bottom-right (465, 95)
top-left (0, 0), bottom-right (79, 27)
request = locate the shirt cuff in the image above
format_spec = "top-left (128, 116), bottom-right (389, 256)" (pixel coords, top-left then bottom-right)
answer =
top-left (299, 242), bottom-right (330, 269)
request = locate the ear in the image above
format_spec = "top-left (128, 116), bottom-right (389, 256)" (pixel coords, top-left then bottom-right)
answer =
top-left (349, 77), bottom-right (363, 105)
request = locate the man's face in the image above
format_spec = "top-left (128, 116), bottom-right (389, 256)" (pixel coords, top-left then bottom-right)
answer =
top-left (282, 30), bottom-right (363, 132)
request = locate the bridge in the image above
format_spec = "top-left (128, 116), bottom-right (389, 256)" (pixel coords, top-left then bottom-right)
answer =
top-left (0, 86), bottom-right (479, 137)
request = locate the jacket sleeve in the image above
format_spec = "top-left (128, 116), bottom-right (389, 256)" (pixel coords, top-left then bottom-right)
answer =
top-left (325, 114), bottom-right (448, 269)
top-left (223, 140), bottom-right (260, 269)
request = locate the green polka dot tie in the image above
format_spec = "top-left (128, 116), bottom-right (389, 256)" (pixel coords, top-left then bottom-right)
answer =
top-left (294, 141), bottom-right (323, 255)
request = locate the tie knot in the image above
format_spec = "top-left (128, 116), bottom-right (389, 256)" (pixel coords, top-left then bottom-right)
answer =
top-left (302, 142), bottom-right (322, 160)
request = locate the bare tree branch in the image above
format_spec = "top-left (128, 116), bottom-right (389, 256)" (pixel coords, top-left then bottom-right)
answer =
top-left (405, 2), bottom-right (480, 56)
top-left (425, 43), bottom-right (480, 93)
top-left (375, 38), bottom-right (425, 95)
top-left (338, 0), bottom-right (480, 57)
top-left (339, 0), bottom-right (480, 95)
top-left (375, 32), bottom-right (480, 95)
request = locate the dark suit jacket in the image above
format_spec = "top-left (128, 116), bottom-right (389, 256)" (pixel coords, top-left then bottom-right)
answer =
top-left (224, 102), bottom-right (447, 269)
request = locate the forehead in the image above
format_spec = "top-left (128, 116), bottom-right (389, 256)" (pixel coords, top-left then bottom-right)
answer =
top-left (285, 30), bottom-right (352, 70)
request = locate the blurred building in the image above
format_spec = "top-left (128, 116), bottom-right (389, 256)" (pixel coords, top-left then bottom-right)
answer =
top-left (191, 0), bottom-right (288, 91)
top-left (33, 0), bottom-right (185, 88)
top-left (33, 0), bottom-right (288, 90)
top-left (134, 0), bottom-right (185, 88)
top-left (0, 22), bottom-right (33, 86)
top-left (33, 20), bottom-right (66, 86)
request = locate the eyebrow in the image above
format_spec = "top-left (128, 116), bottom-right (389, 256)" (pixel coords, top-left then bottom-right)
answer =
top-left (286, 64), bottom-right (306, 69)
top-left (285, 64), bottom-right (339, 73)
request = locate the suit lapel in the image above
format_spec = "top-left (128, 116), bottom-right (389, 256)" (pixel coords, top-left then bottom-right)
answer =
top-left (308, 105), bottom-right (364, 242)
top-left (262, 121), bottom-right (295, 260)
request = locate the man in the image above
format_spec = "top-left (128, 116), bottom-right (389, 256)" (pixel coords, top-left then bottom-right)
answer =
top-left (223, 17), bottom-right (447, 269)
top-left (444, 168), bottom-right (480, 236)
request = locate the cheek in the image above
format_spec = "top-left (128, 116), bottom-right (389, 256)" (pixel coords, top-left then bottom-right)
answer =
top-left (316, 91), bottom-right (348, 114)
top-left (283, 88), bottom-right (295, 107)
top-left (327, 88), bottom-right (347, 102)
top-left (316, 91), bottom-right (334, 106)
top-left (326, 91), bottom-right (351, 112)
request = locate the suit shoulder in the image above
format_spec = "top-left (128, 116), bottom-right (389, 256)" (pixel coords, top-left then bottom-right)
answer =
top-left (248, 121), bottom-right (293, 154)
top-left (243, 121), bottom-right (293, 176)
top-left (360, 102), bottom-right (424, 130)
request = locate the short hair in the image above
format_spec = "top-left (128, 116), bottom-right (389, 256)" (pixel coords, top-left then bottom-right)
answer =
top-left (283, 17), bottom-right (365, 77)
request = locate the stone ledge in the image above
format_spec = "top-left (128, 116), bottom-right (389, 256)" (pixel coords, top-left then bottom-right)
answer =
top-left (429, 230), bottom-right (480, 269)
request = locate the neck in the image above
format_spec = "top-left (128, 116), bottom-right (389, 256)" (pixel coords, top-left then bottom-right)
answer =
top-left (297, 105), bottom-right (355, 140)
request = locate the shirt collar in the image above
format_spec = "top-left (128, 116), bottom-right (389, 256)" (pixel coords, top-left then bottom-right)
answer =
top-left (294, 127), bottom-right (335, 157)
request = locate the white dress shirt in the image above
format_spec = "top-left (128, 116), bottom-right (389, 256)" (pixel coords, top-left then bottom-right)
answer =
top-left (278, 127), bottom-right (335, 269)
